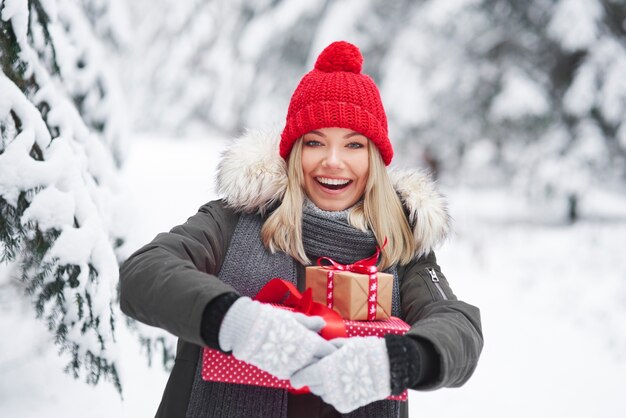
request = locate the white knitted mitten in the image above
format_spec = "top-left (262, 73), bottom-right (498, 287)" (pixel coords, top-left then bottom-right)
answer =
top-left (218, 297), bottom-right (336, 379)
top-left (291, 336), bottom-right (391, 413)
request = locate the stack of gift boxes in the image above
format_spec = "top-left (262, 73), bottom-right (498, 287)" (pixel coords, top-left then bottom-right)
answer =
top-left (202, 256), bottom-right (410, 401)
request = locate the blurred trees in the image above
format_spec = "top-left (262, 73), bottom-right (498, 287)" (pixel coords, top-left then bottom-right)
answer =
top-left (126, 0), bottom-right (626, 222)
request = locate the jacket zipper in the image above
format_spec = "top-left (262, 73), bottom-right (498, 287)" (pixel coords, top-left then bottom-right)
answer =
top-left (427, 268), bottom-right (448, 300)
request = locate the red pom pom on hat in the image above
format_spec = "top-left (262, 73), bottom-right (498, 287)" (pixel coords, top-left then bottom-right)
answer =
top-left (280, 41), bottom-right (393, 165)
top-left (314, 41), bottom-right (363, 73)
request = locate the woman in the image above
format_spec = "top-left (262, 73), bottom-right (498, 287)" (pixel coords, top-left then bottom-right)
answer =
top-left (120, 41), bottom-right (483, 418)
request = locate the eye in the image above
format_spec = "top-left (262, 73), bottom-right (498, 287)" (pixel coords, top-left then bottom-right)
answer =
top-left (304, 140), bottom-right (323, 147)
top-left (346, 142), bottom-right (365, 149)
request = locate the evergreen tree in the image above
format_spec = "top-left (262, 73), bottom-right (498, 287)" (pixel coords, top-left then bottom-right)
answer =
top-left (124, 0), bottom-right (332, 135)
top-left (1, 0), bottom-right (128, 393)
top-left (381, 0), bottom-right (626, 221)
top-left (472, 0), bottom-right (626, 221)
top-left (122, 0), bottom-right (625, 221)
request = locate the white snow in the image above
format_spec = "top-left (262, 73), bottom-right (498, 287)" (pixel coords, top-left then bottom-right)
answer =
top-left (563, 59), bottom-right (596, 117)
top-left (420, 0), bottom-right (480, 28)
top-left (0, 128), bottom-right (54, 205)
top-left (596, 40), bottom-right (626, 125)
top-left (21, 186), bottom-right (75, 234)
top-left (2, 134), bottom-right (626, 417)
top-left (309, 0), bottom-right (368, 59)
top-left (548, 0), bottom-right (603, 52)
top-left (0, 73), bottom-right (52, 150)
top-left (618, 124), bottom-right (626, 150)
top-left (565, 39), bottom-right (626, 124)
top-left (239, 0), bottom-right (322, 61)
top-left (1, 0), bottom-right (29, 53)
top-left (381, 42), bottom-right (432, 128)
top-left (1, 0), bottom-right (133, 388)
top-left (490, 69), bottom-right (550, 121)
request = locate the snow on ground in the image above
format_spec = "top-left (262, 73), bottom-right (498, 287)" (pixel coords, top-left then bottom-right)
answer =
top-left (412, 187), bottom-right (626, 417)
top-left (1, 134), bottom-right (626, 417)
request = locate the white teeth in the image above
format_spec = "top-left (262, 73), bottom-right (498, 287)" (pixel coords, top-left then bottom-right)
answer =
top-left (316, 177), bottom-right (350, 186)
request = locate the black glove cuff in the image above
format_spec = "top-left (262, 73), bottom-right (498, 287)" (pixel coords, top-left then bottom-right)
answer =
top-left (385, 334), bottom-right (440, 394)
top-left (385, 334), bottom-right (421, 395)
top-left (200, 292), bottom-right (240, 351)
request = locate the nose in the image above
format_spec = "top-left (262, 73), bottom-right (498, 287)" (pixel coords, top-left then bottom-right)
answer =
top-left (321, 145), bottom-right (344, 169)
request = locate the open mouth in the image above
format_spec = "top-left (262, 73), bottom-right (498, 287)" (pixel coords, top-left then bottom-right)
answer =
top-left (315, 177), bottom-right (352, 190)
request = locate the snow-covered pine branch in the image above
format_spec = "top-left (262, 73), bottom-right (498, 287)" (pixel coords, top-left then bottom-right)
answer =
top-left (1, 0), bottom-right (128, 393)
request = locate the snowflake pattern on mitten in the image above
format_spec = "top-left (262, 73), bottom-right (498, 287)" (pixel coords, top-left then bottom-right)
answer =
top-left (297, 336), bottom-right (391, 413)
top-left (232, 304), bottom-right (329, 380)
top-left (339, 353), bottom-right (375, 404)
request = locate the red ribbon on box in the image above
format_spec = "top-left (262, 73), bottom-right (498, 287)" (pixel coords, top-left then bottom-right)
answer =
top-left (254, 278), bottom-right (347, 340)
top-left (253, 278), bottom-right (347, 394)
top-left (317, 238), bottom-right (387, 321)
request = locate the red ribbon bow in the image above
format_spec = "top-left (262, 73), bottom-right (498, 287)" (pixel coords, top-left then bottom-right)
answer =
top-left (316, 238), bottom-right (387, 321)
top-left (254, 278), bottom-right (347, 340)
top-left (253, 279), bottom-right (348, 394)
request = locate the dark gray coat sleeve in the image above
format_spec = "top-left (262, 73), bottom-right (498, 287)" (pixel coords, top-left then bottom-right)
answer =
top-left (119, 200), bottom-right (240, 347)
top-left (399, 251), bottom-right (484, 390)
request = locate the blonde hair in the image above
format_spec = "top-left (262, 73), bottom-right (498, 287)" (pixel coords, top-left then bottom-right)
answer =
top-left (261, 139), bottom-right (415, 269)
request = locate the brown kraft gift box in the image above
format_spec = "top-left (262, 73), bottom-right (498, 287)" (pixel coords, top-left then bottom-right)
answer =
top-left (305, 266), bottom-right (393, 320)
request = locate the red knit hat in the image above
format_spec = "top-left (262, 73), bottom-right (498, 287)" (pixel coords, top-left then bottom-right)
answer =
top-left (280, 41), bottom-right (393, 165)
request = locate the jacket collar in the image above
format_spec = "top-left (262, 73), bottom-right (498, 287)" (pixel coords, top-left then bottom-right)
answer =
top-left (215, 127), bottom-right (451, 256)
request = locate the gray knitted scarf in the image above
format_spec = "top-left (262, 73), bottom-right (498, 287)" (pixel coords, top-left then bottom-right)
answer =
top-left (186, 201), bottom-right (401, 418)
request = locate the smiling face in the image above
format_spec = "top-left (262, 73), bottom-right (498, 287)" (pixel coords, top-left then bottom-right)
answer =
top-left (300, 127), bottom-right (370, 211)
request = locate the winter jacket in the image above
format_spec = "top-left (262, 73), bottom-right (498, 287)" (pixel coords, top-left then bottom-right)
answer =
top-left (119, 128), bottom-right (483, 418)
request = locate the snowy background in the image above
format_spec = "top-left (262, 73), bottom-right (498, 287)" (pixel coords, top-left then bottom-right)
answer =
top-left (2, 0), bottom-right (626, 417)
top-left (2, 134), bottom-right (626, 417)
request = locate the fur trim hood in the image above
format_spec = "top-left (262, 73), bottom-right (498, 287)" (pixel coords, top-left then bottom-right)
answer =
top-left (216, 127), bottom-right (451, 256)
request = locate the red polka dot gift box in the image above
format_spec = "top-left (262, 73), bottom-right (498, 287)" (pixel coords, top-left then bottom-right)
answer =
top-left (201, 279), bottom-right (410, 401)
top-left (201, 314), bottom-right (409, 400)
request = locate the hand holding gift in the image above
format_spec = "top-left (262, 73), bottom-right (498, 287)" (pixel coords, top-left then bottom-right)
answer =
top-left (218, 296), bottom-right (336, 380)
top-left (291, 336), bottom-right (392, 413)
top-left (203, 279), bottom-right (410, 402)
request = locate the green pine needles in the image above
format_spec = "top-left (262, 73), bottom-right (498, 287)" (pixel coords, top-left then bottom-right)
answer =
top-left (1, 0), bottom-right (125, 395)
